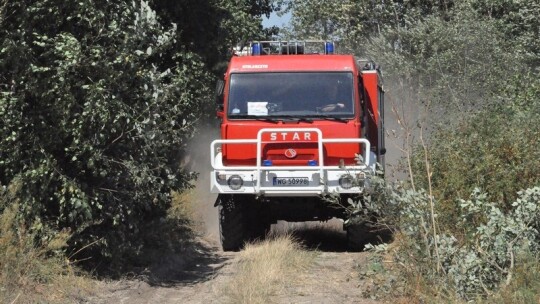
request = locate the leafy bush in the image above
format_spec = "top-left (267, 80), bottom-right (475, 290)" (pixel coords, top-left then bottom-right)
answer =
top-left (485, 251), bottom-right (540, 304)
top-left (0, 183), bottom-right (94, 303)
top-left (0, 0), bottom-right (210, 262)
top-left (283, 0), bottom-right (540, 301)
top-left (448, 187), bottom-right (540, 298)
top-left (355, 179), bottom-right (540, 300)
top-left (410, 74), bottom-right (540, 224)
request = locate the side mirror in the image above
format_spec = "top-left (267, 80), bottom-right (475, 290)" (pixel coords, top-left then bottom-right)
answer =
top-left (215, 79), bottom-right (225, 105)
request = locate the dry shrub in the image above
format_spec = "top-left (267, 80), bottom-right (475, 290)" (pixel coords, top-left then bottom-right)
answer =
top-left (221, 235), bottom-right (315, 304)
top-left (170, 190), bottom-right (198, 222)
top-left (0, 203), bottom-right (95, 303)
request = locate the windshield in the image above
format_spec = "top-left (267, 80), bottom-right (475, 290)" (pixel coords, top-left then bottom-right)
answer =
top-left (227, 72), bottom-right (354, 119)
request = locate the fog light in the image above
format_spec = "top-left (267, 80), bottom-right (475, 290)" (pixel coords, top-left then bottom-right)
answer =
top-left (216, 173), bottom-right (226, 181)
top-left (227, 175), bottom-right (243, 190)
top-left (339, 174), bottom-right (354, 189)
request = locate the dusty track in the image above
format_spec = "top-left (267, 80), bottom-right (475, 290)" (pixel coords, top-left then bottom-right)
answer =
top-left (88, 222), bottom-right (381, 304)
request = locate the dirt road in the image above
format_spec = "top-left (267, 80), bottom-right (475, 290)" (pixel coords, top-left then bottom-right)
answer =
top-left (89, 221), bottom-right (381, 304)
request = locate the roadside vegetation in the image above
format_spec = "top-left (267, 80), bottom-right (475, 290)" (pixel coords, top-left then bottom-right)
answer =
top-left (2, 0), bottom-right (540, 302)
top-left (0, 0), bottom-right (276, 301)
top-left (282, 0), bottom-right (540, 302)
top-left (0, 193), bottom-right (95, 303)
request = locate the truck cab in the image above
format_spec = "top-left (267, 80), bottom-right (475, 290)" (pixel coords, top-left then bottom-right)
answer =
top-left (211, 41), bottom-right (385, 251)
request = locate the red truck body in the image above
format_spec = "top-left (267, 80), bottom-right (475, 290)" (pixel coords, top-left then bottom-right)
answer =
top-left (222, 55), bottom-right (362, 167)
top-left (211, 41), bottom-right (385, 251)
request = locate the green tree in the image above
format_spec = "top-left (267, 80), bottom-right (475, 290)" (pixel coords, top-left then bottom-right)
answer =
top-left (0, 0), bottom-right (211, 260)
top-left (279, 0), bottom-right (454, 53)
top-left (151, 0), bottom-right (276, 72)
top-left (471, 0), bottom-right (540, 66)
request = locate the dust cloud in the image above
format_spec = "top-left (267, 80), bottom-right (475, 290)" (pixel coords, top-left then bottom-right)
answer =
top-left (382, 79), bottom-right (423, 182)
top-left (187, 122), bottom-right (221, 243)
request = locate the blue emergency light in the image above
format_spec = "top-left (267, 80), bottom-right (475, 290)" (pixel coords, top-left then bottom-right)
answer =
top-left (307, 160), bottom-right (318, 166)
top-left (263, 160), bottom-right (273, 166)
top-left (325, 42), bottom-right (334, 55)
top-left (252, 43), bottom-right (261, 55)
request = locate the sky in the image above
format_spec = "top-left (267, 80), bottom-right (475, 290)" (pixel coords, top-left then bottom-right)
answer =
top-left (262, 11), bottom-right (292, 28)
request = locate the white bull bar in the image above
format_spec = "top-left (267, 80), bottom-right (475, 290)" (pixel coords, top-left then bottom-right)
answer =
top-left (210, 128), bottom-right (371, 196)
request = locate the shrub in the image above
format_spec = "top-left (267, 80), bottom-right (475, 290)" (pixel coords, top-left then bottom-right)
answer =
top-left (0, 0), bottom-right (210, 262)
top-left (0, 184), bottom-right (93, 303)
top-left (354, 179), bottom-right (540, 301)
top-left (410, 74), bottom-right (540, 225)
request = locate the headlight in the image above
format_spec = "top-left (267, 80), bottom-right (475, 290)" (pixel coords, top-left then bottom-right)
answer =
top-left (227, 175), bottom-right (244, 190)
top-left (339, 174), bottom-right (354, 189)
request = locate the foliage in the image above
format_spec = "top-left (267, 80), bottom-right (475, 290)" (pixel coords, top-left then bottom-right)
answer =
top-left (354, 178), bottom-right (540, 300)
top-left (471, 0), bottom-right (540, 67)
top-left (283, 0), bottom-right (537, 115)
top-left (151, 0), bottom-right (277, 72)
top-left (279, 0), bottom-right (453, 54)
top-left (484, 251), bottom-right (540, 304)
top-left (411, 74), bottom-right (540, 218)
top-left (0, 184), bottom-right (94, 303)
top-left (284, 0), bottom-right (540, 301)
top-left (0, 0), bottom-right (211, 262)
top-left (448, 187), bottom-right (540, 298)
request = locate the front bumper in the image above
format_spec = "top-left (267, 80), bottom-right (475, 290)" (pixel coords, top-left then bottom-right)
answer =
top-left (210, 128), bottom-right (373, 197)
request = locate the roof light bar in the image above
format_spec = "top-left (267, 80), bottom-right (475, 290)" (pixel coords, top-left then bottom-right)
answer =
top-left (236, 41), bottom-right (336, 56)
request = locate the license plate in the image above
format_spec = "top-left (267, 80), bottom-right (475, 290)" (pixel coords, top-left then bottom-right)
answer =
top-left (272, 177), bottom-right (309, 186)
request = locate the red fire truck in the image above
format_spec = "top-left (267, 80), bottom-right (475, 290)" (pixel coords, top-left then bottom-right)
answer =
top-left (212, 41), bottom-right (385, 251)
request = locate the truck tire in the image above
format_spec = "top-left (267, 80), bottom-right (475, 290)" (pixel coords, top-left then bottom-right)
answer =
top-left (346, 221), bottom-right (377, 252)
top-left (346, 223), bottom-right (366, 251)
top-left (218, 194), bottom-right (249, 251)
top-left (347, 220), bottom-right (392, 251)
top-left (250, 219), bottom-right (271, 241)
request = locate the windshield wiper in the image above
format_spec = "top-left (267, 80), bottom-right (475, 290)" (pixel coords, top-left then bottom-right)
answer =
top-left (272, 115), bottom-right (313, 123)
top-left (230, 114), bottom-right (279, 123)
top-left (309, 114), bottom-right (349, 123)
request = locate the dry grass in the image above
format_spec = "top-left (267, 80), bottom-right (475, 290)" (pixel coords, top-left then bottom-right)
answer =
top-left (0, 204), bottom-right (95, 303)
top-left (220, 234), bottom-right (315, 304)
top-left (170, 189), bottom-right (199, 222)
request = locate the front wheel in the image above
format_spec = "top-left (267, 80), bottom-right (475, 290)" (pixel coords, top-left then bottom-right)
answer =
top-left (346, 222), bottom-right (373, 251)
top-left (346, 218), bottom-right (393, 251)
top-left (218, 194), bottom-right (250, 251)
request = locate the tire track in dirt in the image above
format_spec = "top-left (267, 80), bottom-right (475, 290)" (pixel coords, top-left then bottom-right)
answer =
top-left (88, 241), bottom-right (236, 304)
top-left (88, 221), bottom-right (382, 304)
